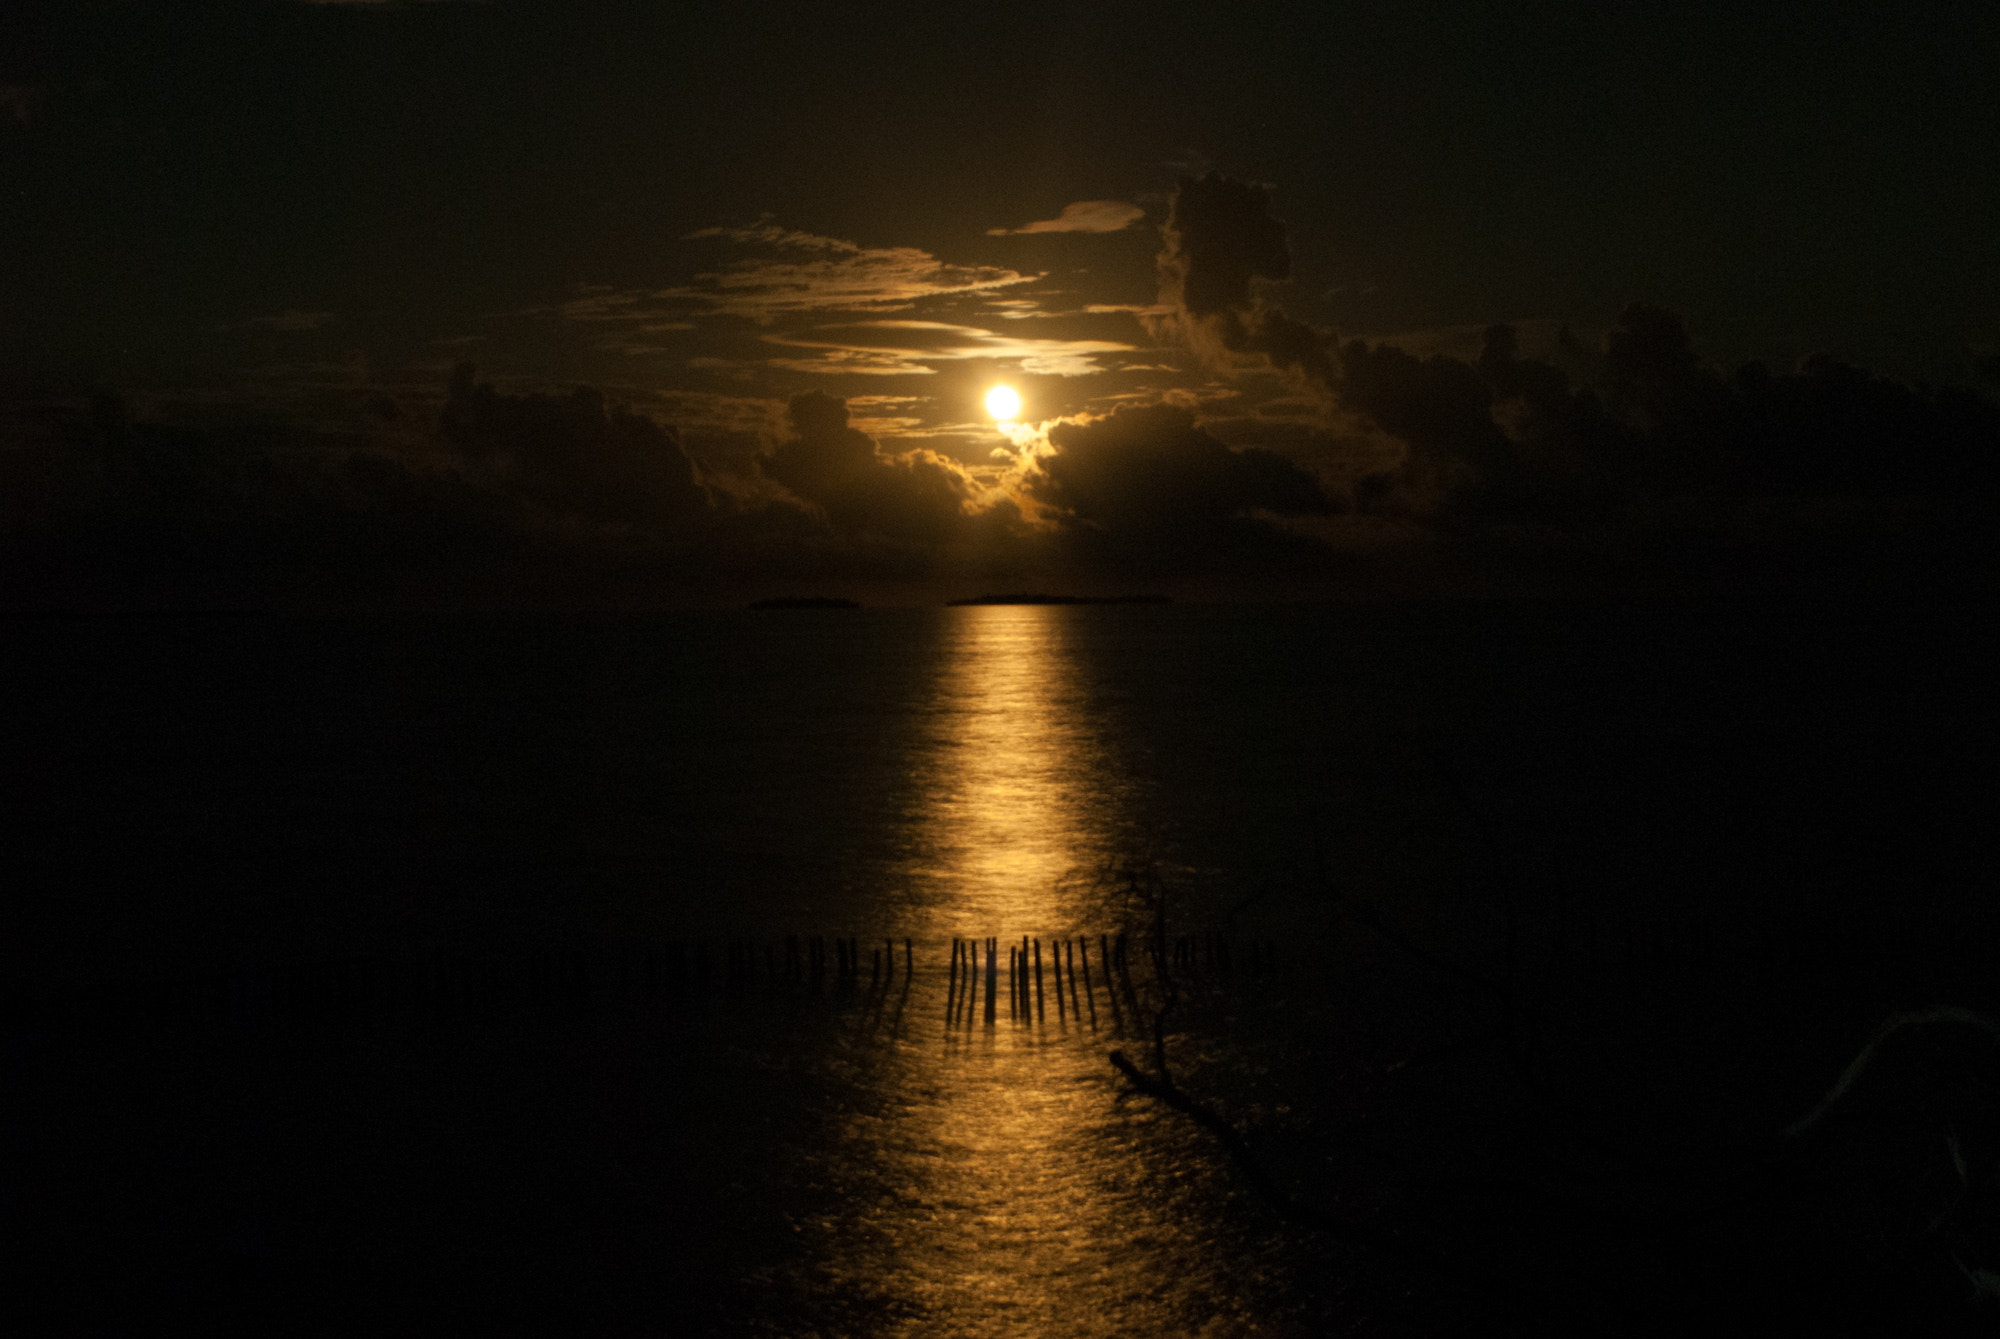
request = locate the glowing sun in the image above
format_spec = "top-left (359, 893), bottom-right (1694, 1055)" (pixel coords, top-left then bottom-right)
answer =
top-left (985, 385), bottom-right (1022, 421)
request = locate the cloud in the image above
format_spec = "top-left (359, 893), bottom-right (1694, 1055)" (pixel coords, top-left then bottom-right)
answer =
top-left (760, 392), bottom-right (982, 546)
top-left (1024, 402), bottom-right (1332, 569)
top-left (765, 349), bottom-right (938, 377)
top-left (1334, 311), bottom-right (2000, 540)
top-left (439, 364), bottom-right (710, 530)
top-left (1142, 172), bottom-right (2000, 578)
top-left (1157, 175), bottom-right (1290, 320)
top-left (665, 226), bottom-right (1038, 323)
top-left (1150, 173), bottom-right (1337, 386)
top-left (764, 320), bottom-right (1137, 377)
top-left (988, 201), bottom-right (1147, 235)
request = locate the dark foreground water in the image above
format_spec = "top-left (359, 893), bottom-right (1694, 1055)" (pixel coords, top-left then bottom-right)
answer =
top-left (5, 598), bottom-right (1998, 1332)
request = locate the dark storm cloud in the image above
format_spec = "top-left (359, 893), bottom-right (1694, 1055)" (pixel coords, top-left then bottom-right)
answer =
top-left (1153, 173), bottom-right (1337, 387)
top-left (1024, 402), bottom-right (1332, 569)
top-left (759, 392), bottom-right (979, 547)
top-left (1335, 315), bottom-right (2000, 599)
top-left (438, 365), bottom-right (710, 530)
top-left (1144, 173), bottom-right (2000, 579)
top-left (0, 365), bottom-right (740, 607)
top-left (0, 390), bottom-right (517, 608)
top-left (1158, 174), bottom-right (1290, 320)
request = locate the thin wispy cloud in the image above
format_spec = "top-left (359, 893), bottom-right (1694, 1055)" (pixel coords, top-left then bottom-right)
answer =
top-left (764, 349), bottom-right (939, 377)
top-left (667, 227), bottom-right (1038, 322)
top-left (988, 200), bottom-right (1147, 235)
top-left (548, 227), bottom-right (1043, 349)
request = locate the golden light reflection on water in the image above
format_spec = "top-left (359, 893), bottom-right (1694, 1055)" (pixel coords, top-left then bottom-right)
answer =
top-left (911, 605), bottom-right (1122, 936)
top-left (807, 607), bottom-right (1274, 1336)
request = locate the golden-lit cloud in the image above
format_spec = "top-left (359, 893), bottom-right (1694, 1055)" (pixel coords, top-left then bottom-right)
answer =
top-left (765, 349), bottom-right (938, 377)
top-left (667, 226), bottom-right (1038, 321)
top-left (765, 320), bottom-right (1136, 377)
top-left (987, 200), bottom-right (1147, 235)
top-left (844, 394), bottom-right (930, 437)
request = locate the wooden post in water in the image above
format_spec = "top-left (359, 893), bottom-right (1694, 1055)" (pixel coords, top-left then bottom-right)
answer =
top-left (985, 937), bottom-right (997, 1025)
top-left (1079, 937), bottom-right (1098, 1029)
top-left (1017, 936), bottom-right (1028, 1018)
top-left (946, 939), bottom-right (960, 1024)
top-left (960, 943), bottom-right (976, 1039)
top-left (1033, 939), bottom-right (1045, 1022)
top-left (1066, 939), bottom-right (1083, 1021)
top-left (1098, 933), bottom-right (1123, 1030)
top-left (966, 939), bottom-right (979, 1030)
top-left (905, 938), bottom-right (913, 977)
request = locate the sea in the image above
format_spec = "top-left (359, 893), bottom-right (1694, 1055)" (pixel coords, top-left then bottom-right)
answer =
top-left (4, 596), bottom-right (1994, 1332)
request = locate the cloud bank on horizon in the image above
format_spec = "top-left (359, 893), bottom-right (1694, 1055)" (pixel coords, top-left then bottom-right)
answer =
top-left (3, 170), bottom-right (1998, 607)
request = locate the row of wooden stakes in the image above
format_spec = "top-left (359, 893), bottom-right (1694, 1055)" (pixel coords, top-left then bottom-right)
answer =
top-left (20, 933), bottom-right (1283, 1034)
top-left (946, 934), bottom-right (1142, 1031)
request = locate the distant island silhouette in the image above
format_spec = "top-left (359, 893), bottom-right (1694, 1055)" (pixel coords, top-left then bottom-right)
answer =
top-left (945, 594), bottom-right (1172, 606)
top-left (749, 596), bottom-right (861, 610)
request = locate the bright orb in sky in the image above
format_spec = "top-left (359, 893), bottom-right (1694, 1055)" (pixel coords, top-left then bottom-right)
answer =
top-left (985, 385), bottom-right (1022, 421)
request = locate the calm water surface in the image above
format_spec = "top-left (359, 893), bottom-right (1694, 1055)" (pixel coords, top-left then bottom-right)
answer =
top-left (9, 599), bottom-right (1993, 1332)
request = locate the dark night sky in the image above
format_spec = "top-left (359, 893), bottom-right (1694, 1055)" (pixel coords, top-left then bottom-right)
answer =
top-left (4, 0), bottom-right (1997, 603)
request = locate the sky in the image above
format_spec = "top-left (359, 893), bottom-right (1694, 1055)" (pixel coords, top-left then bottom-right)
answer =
top-left (3, 0), bottom-right (1997, 605)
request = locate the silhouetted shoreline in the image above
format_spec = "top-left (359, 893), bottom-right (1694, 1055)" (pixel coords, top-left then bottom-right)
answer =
top-left (945, 593), bottom-right (1171, 606)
